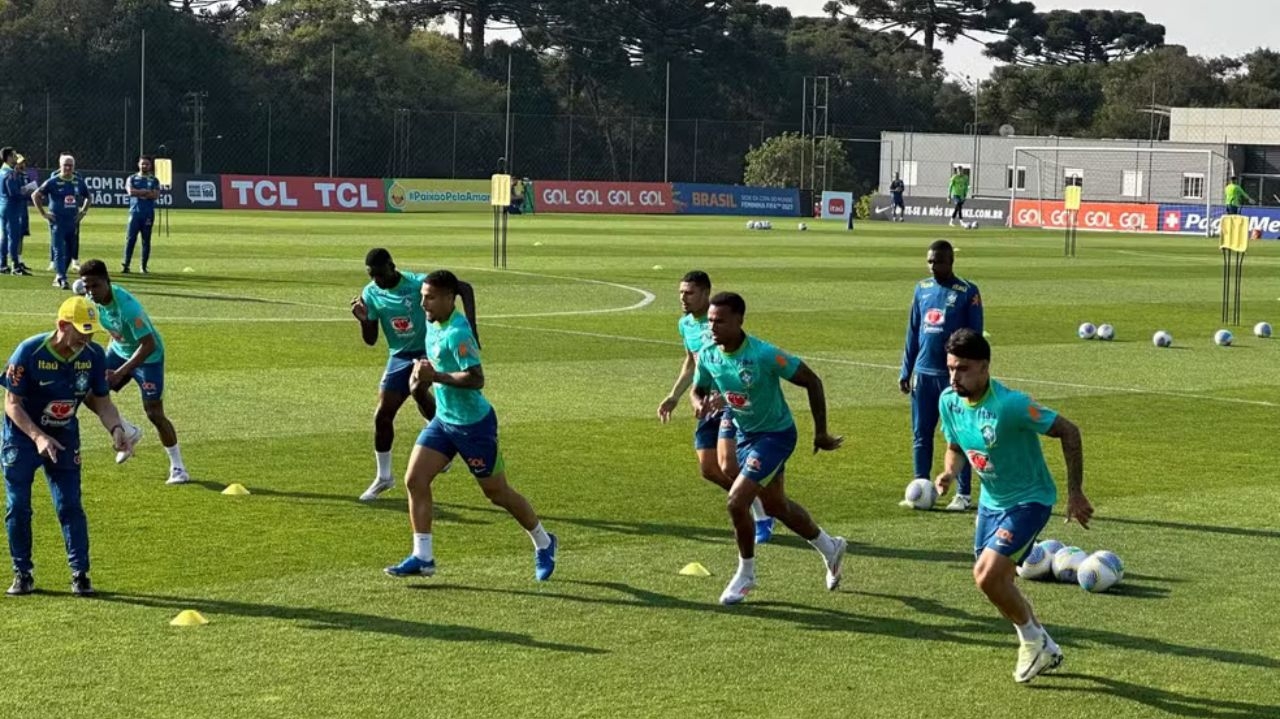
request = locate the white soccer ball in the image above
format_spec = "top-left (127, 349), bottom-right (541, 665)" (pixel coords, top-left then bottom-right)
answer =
top-left (1255, 322), bottom-right (1272, 339)
top-left (1214, 329), bottom-right (1233, 346)
top-left (1017, 542), bottom-right (1054, 580)
top-left (71, 278), bottom-right (87, 296)
top-left (1037, 538), bottom-right (1065, 557)
top-left (1152, 331), bottom-right (1173, 348)
top-left (798, 222), bottom-right (808, 231)
top-left (1077, 551), bottom-right (1123, 593)
top-left (903, 478), bottom-right (937, 510)
top-left (966, 221), bottom-right (979, 230)
top-left (1097, 323), bottom-right (1115, 341)
top-left (763, 220), bottom-right (772, 230)
top-left (1051, 546), bottom-right (1087, 583)
top-left (1078, 323), bottom-right (1097, 340)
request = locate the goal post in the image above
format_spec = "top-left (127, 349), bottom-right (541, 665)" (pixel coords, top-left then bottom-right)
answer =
top-left (1008, 146), bottom-right (1233, 237)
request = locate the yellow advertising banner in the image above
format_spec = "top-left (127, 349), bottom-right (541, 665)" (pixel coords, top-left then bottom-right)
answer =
top-left (384, 179), bottom-right (491, 213)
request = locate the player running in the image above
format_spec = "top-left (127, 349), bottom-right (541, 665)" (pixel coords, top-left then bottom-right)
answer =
top-left (900, 239), bottom-right (982, 510)
top-left (122, 155), bottom-right (162, 274)
top-left (3, 296), bottom-right (132, 596)
top-left (384, 270), bottom-right (556, 581)
top-left (31, 154), bottom-right (90, 289)
top-left (691, 292), bottom-right (846, 605)
top-left (351, 248), bottom-right (477, 501)
top-left (657, 271), bottom-right (774, 543)
top-left (77, 260), bottom-right (189, 484)
top-left (935, 328), bottom-right (1092, 683)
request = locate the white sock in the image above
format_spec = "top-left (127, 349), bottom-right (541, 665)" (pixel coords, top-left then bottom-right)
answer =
top-left (737, 556), bottom-right (756, 577)
top-left (750, 498), bottom-right (769, 521)
top-left (412, 533), bottom-right (433, 562)
top-left (809, 529), bottom-right (837, 559)
top-left (528, 523), bottom-right (551, 550)
top-left (164, 444), bottom-right (185, 471)
top-left (1014, 620), bottom-right (1044, 643)
top-left (375, 451), bottom-right (392, 480)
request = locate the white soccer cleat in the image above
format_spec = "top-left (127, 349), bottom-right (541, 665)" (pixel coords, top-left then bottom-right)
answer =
top-left (440, 460), bottom-right (453, 474)
top-left (945, 494), bottom-right (972, 512)
top-left (1014, 636), bottom-right (1063, 683)
top-left (718, 572), bottom-right (757, 605)
top-left (825, 536), bottom-right (848, 590)
top-left (359, 476), bottom-right (395, 502)
top-left (114, 422), bottom-right (143, 464)
top-left (165, 468), bottom-right (191, 485)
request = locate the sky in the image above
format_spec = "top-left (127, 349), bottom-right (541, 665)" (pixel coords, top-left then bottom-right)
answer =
top-left (777, 0), bottom-right (1276, 81)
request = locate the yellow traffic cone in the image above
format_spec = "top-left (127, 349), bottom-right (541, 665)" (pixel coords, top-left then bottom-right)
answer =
top-left (170, 610), bottom-right (208, 627)
top-left (679, 562), bottom-right (711, 577)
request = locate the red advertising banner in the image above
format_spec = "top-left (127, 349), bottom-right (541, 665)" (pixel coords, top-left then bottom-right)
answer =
top-left (1011, 199), bottom-right (1159, 233)
top-left (221, 175), bottom-right (385, 212)
top-left (536, 181), bottom-right (674, 214)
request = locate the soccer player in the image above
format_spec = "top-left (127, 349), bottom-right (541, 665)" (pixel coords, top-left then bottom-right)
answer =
top-left (657, 271), bottom-right (774, 543)
top-left (350, 248), bottom-right (477, 501)
top-left (0, 147), bottom-right (21, 275)
top-left (935, 328), bottom-right (1091, 683)
top-left (32, 154), bottom-right (90, 289)
top-left (384, 270), bottom-right (556, 581)
top-left (691, 292), bottom-right (846, 605)
top-left (1224, 176), bottom-right (1253, 216)
top-left (948, 167), bottom-right (969, 227)
top-left (77, 260), bottom-right (188, 484)
top-left (889, 172), bottom-right (906, 222)
top-left (2, 296), bottom-right (132, 596)
top-left (122, 155), bottom-right (162, 274)
top-left (900, 239), bottom-right (982, 511)
top-left (12, 155), bottom-right (34, 276)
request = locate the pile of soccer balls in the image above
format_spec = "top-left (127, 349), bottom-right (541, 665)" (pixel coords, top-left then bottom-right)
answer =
top-left (1018, 539), bottom-right (1125, 593)
top-left (746, 220), bottom-right (773, 231)
top-left (1077, 321), bottom-right (1273, 347)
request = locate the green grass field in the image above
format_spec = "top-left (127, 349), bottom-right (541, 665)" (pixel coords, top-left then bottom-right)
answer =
top-left (1, 210), bottom-right (1278, 718)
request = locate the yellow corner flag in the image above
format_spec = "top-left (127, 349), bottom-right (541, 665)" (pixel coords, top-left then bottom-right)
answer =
top-left (154, 158), bottom-right (173, 189)
top-left (1220, 215), bottom-right (1248, 253)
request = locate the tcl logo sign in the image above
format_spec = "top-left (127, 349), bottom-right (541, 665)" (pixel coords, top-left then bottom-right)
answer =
top-left (536, 182), bottom-right (673, 214)
top-left (1011, 200), bottom-right (1157, 233)
top-left (221, 176), bottom-right (385, 212)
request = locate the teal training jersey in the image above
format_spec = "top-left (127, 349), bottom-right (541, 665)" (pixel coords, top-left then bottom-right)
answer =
top-left (97, 286), bottom-right (164, 364)
top-left (939, 380), bottom-right (1059, 511)
top-left (693, 334), bottom-right (801, 434)
top-left (427, 309), bottom-right (491, 426)
top-left (678, 313), bottom-right (713, 353)
top-left (362, 271), bottom-right (427, 355)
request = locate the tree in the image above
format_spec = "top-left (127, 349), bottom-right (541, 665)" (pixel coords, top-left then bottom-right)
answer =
top-left (744, 132), bottom-right (855, 191)
top-left (839, 0), bottom-right (1034, 69)
top-left (1090, 46), bottom-right (1227, 139)
top-left (978, 63), bottom-right (1106, 137)
top-left (1222, 49), bottom-right (1280, 109)
top-left (987, 9), bottom-right (1164, 66)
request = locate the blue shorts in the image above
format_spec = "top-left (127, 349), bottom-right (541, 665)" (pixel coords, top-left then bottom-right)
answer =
top-left (380, 350), bottom-right (425, 395)
top-left (892, 194), bottom-right (905, 208)
top-left (693, 409), bottom-right (736, 450)
top-left (416, 408), bottom-right (502, 479)
top-left (106, 352), bottom-right (165, 402)
top-left (735, 425), bottom-right (797, 485)
top-left (974, 502), bottom-right (1052, 564)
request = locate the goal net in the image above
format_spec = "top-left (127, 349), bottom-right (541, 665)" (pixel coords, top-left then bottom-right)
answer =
top-left (1008, 146), bottom-right (1233, 236)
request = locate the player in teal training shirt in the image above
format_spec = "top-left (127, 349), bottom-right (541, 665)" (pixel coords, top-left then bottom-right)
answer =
top-left (78, 260), bottom-right (189, 484)
top-left (691, 292), bottom-right (846, 605)
top-left (351, 248), bottom-right (477, 501)
top-left (384, 270), bottom-right (556, 582)
top-left (657, 271), bottom-right (775, 544)
top-left (935, 328), bottom-right (1092, 684)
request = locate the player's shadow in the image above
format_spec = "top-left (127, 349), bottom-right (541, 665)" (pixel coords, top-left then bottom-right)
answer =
top-left (129, 288), bottom-right (315, 308)
top-left (1099, 515), bottom-right (1280, 540)
top-left (434, 502), bottom-right (733, 545)
top-left (95, 591), bottom-right (604, 655)
top-left (1028, 672), bottom-right (1280, 719)
top-left (192, 480), bottom-right (490, 524)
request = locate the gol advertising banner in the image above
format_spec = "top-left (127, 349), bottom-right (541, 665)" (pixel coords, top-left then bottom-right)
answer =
top-left (670, 184), bottom-right (801, 216)
top-left (1011, 199), bottom-right (1159, 233)
top-left (221, 175), bottom-right (385, 212)
top-left (1158, 204), bottom-right (1280, 239)
top-left (535, 181), bottom-right (673, 214)
top-left (385, 179), bottom-right (491, 213)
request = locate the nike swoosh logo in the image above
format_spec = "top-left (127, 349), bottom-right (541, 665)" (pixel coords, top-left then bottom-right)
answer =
top-left (39, 381), bottom-right (55, 386)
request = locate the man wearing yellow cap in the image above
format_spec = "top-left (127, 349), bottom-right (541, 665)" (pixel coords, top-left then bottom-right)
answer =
top-left (2, 296), bottom-right (131, 596)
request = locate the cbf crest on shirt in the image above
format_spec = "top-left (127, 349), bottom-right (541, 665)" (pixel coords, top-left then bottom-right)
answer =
top-left (361, 271), bottom-right (428, 355)
top-left (693, 335), bottom-right (802, 435)
top-left (901, 277), bottom-right (984, 379)
top-left (2, 334), bottom-right (109, 443)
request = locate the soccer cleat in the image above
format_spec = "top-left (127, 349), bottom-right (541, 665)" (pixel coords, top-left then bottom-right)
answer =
top-left (825, 536), bottom-right (848, 590)
top-left (70, 571), bottom-right (94, 597)
top-left (115, 422), bottom-right (143, 464)
top-left (166, 468), bottom-right (191, 486)
top-left (0, 265), bottom-right (10, 275)
top-left (1014, 635), bottom-right (1063, 683)
top-left (754, 517), bottom-right (775, 544)
top-left (141, 266), bottom-right (150, 275)
top-left (53, 277), bottom-right (66, 289)
top-left (359, 476), bottom-right (395, 502)
top-left (6, 572), bottom-right (34, 596)
top-left (384, 555), bottom-right (436, 577)
top-left (14, 264), bottom-right (31, 276)
top-left (945, 494), bottom-right (973, 512)
top-left (534, 533), bottom-right (558, 581)
top-left (121, 265), bottom-right (130, 274)
top-left (69, 261), bottom-right (80, 273)
top-left (719, 571), bottom-right (757, 605)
